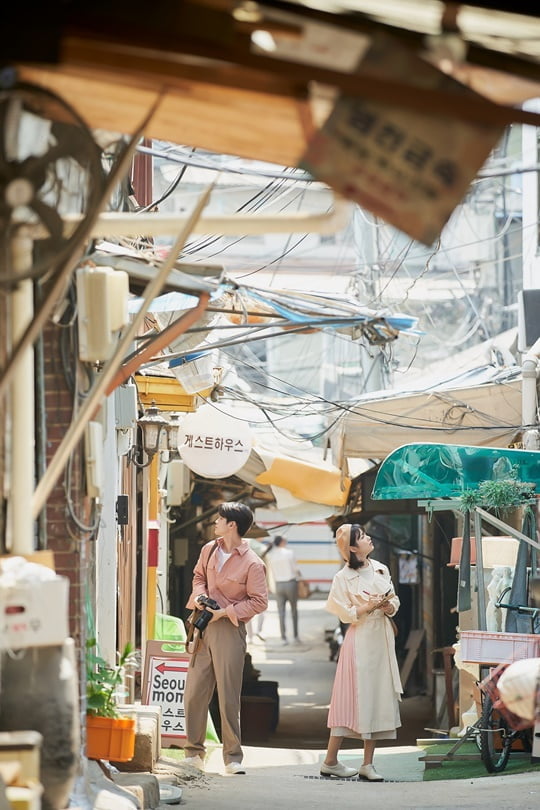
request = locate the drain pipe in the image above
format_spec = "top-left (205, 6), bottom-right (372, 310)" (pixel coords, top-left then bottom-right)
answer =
top-left (10, 235), bottom-right (35, 554)
top-left (521, 336), bottom-right (540, 451)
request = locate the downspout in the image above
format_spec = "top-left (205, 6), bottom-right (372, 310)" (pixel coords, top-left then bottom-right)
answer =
top-left (10, 236), bottom-right (35, 554)
top-left (521, 335), bottom-right (540, 450)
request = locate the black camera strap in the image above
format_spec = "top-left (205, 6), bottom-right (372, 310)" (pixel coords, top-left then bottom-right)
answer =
top-left (184, 541), bottom-right (219, 662)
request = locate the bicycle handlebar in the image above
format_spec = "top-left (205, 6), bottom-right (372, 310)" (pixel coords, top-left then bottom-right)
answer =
top-left (495, 586), bottom-right (540, 616)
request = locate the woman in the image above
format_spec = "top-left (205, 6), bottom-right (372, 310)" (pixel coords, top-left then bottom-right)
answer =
top-left (320, 523), bottom-right (402, 782)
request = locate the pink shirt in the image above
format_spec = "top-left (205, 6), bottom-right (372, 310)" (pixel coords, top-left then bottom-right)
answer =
top-left (187, 537), bottom-right (268, 626)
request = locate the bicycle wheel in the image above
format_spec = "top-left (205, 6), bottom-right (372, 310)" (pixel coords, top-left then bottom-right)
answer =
top-left (479, 695), bottom-right (513, 773)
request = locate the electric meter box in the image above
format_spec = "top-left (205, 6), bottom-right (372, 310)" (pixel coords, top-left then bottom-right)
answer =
top-left (115, 382), bottom-right (138, 430)
top-left (167, 460), bottom-right (191, 506)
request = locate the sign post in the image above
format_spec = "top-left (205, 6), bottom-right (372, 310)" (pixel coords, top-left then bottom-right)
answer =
top-left (142, 640), bottom-right (191, 747)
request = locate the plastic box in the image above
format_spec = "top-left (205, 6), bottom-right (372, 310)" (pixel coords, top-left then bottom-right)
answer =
top-left (460, 630), bottom-right (540, 664)
top-left (0, 577), bottom-right (69, 649)
top-left (169, 352), bottom-right (214, 394)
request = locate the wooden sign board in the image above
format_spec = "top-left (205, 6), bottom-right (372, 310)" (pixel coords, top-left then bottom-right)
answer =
top-left (301, 32), bottom-right (503, 246)
top-left (142, 640), bottom-right (191, 747)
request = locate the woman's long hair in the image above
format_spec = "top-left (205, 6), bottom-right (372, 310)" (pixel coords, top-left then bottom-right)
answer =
top-left (348, 524), bottom-right (369, 569)
top-left (262, 535), bottom-right (285, 559)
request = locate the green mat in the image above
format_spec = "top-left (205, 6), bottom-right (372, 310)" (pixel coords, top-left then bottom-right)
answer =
top-left (419, 740), bottom-right (540, 781)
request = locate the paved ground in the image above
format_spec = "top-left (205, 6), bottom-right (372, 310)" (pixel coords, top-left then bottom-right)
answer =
top-left (98, 598), bottom-right (540, 809)
top-left (171, 598), bottom-right (539, 808)
top-left (160, 756), bottom-right (540, 810)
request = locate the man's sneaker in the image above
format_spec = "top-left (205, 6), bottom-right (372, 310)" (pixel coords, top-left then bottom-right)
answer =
top-left (320, 761), bottom-right (358, 778)
top-left (183, 755), bottom-right (205, 771)
top-left (225, 761), bottom-right (246, 775)
top-left (358, 763), bottom-right (384, 781)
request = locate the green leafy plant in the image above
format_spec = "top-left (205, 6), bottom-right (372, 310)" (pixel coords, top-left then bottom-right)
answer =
top-left (86, 639), bottom-right (138, 718)
top-left (459, 467), bottom-right (536, 515)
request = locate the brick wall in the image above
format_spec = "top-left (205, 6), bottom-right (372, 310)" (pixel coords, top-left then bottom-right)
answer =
top-left (41, 320), bottom-right (95, 650)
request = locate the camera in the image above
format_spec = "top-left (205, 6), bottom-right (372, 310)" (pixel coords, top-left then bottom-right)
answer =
top-left (193, 595), bottom-right (221, 633)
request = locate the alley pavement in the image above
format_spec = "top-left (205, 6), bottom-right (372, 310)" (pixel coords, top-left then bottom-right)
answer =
top-left (93, 597), bottom-right (540, 809)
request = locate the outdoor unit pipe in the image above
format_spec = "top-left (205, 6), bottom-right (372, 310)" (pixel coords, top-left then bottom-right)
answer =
top-left (61, 196), bottom-right (351, 237)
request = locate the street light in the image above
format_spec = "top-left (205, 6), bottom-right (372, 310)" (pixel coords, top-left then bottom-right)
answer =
top-left (129, 401), bottom-right (170, 468)
top-left (166, 413), bottom-right (181, 454)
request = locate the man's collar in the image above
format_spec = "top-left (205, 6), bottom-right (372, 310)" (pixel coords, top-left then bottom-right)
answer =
top-left (217, 536), bottom-right (249, 554)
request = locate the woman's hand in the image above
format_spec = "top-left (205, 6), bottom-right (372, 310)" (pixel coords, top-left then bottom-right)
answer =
top-left (355, 595), bottom-right (380, 619)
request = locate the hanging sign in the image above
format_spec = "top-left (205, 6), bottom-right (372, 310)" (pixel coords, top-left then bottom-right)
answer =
top-left (178, 404), bottom-right (253, 478)
top-left (142, 640), bottom-right (191, 746)
top-left (300, 33), bottom-right (503, 246)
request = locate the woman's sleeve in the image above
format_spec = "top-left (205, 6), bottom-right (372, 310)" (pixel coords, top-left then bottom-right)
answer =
top-left (325, 574), bottom-right (359, 624)
top-left (385, 568), bottom-right (400, 617)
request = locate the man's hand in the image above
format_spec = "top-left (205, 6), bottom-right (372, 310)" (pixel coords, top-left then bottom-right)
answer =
top-left (209, 607), bottom-right (227, 622)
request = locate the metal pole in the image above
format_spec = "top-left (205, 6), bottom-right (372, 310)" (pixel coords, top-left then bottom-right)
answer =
top-left (10, 236), bottom-right (35, 554)
top-left (474, 509), bottom-right (487, 631)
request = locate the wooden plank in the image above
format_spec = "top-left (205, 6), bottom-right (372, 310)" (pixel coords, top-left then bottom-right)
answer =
top-left (400, 628), bottom-right (425, 689)
top-left (18, 63), bottom-right (311, 167)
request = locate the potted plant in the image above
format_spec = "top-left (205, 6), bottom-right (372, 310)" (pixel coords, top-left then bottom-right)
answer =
top-left (86, 638), bottom-right (138, 762)
top-left (459, 466), bottom-right (536, 517)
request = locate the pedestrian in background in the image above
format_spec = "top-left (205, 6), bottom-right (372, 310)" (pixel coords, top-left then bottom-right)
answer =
top-left (183, 501), bottom-right (268, 775)
top-left (263, 535), bottom-right (301, 645)
top-left (246, 537), bottom-right (270, 642)
top-left (320, 523), bottom-right (402, 782)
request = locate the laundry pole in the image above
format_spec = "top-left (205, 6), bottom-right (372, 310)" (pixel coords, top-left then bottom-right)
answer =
top-left (10, 235), bottom-right (35, 554)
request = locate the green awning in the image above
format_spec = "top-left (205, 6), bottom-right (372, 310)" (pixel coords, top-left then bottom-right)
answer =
top-left (371, 443), bottom-right (540, 501)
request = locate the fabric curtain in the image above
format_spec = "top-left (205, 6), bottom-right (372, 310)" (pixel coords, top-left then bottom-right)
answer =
top-left (457, 512), bottom-right (472, 612)
top-left (504, 508), bottom-right (535, 633)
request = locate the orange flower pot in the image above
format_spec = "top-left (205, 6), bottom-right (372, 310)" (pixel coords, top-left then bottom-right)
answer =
top-left (86, 715), bottom-right (136, 762)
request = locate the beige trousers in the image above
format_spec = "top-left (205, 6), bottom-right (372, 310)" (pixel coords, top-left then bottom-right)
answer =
top-left (184, 618), bottom-right (246, 764)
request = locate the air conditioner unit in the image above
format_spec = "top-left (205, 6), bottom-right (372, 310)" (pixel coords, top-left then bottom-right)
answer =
top-left (167, 459), bottom-right (191, 506)
top-left (77, 266), bottom-right (129, 363)
top-left (518, 289), bottom-right (540, 352)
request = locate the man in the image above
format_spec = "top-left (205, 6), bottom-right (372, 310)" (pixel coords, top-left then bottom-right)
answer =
top-left (183, 501), bottom-right (268, 775)
top-left (263, 535), bottom-right (301, 644)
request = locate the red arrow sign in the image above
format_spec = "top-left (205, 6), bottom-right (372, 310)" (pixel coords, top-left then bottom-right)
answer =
top-left (156, 661), bottom-right (188, 674)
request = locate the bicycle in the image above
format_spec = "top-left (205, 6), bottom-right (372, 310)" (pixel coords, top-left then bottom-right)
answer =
top-left (477, 591), bottom-right (540, 773)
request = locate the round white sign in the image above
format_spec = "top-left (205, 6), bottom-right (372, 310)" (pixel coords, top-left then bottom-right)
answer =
top-left (177, 404), bottom-right (253, 478)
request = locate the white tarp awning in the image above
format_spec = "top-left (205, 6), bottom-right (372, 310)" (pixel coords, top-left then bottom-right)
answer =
top-left (330, 369), bottom-right (523, 467)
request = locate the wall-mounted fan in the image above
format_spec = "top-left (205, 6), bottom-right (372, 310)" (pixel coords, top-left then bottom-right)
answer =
top-left (0, 78), bottom-right (105, 286)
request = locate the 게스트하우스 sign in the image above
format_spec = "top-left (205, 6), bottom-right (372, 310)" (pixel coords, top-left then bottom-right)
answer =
top-left (300, 32), bottom-right (504, 246)
top-left (177, 403), bottom-right (253, 478)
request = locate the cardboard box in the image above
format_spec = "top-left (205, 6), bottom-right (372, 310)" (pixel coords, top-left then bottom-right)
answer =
top-left (0, 577), bottom-right (69, 649)
top-left (448, 536), bottom-right (519, 568)
top-left (0, 551), bottom-right (56, 570)
top-left (6, 783), bottom-right (43, 810)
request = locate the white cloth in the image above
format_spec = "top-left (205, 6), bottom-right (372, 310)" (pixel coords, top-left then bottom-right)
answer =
top-left (266, 547), bottom-right (297, 583)
top-left (216, 547), bottom-right (233, 572)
